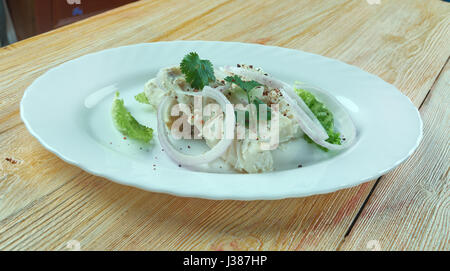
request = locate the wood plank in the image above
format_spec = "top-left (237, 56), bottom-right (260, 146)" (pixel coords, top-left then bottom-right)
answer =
top-left (0, 169), bottom-right (374, 250)
top-left (339, 61), bottom-right (450, 251)
top-left (0, 125), bottom-right (83, 222)
top-left (0, 0), bottom-right (449, 250)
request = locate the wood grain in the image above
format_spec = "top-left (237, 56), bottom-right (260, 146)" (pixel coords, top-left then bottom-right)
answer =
top-left (0, 0), bottom-right (449, 250)
top-left (339, 61), bottom-right (450, 251)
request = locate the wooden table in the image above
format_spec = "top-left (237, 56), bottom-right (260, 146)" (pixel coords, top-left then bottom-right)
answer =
top-left (0, 0), bottom-right (449, 251)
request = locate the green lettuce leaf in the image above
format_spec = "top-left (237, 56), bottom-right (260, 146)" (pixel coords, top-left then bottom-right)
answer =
top-left (295, 88), bottom-right (341, 151)
top-left (112, 92), bottom-right (153, 143)
top-left (134, 92), bottom-right (150, 104)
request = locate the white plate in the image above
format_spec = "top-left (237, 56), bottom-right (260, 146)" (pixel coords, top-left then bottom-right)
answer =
top-left (20, 41), bottom-right (422, 200)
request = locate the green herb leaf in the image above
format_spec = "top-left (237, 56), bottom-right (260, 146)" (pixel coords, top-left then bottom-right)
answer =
top-left (112, 92), bottom-right (153, 143)
top-left (295, 88), bottom-right (341, 151)
top-left (134, 92), bottom-right (150, 104)
top-left (226, 75), bottom-right (270, 124)
top-left (180, 52), bottom-right (215, 90)
top-left (234, 109), bottom-right (250, 126)
top-left (253, 97), bottom-right (271, 121)
top-left (224, 75), bottom-right (262, 102)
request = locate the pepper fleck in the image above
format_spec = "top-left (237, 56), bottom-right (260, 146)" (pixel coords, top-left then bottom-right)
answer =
top-left (5, 158), bottom-right (17, 164)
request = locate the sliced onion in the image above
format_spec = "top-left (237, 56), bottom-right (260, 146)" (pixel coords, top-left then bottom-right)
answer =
top-left (293, 83), bottom-right (356, 150)
top-left (157, 86), bottom-right (235, 166)
top-left (221, 66), bottom-right (356, 151)
top-left (221, 66), bottom-right (329, 141)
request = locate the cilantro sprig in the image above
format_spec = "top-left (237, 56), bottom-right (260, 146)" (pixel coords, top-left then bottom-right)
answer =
top-left (179, 52), bottom-right (272, 124)
top-left (180, 52), bottom-right (215, 90)
top-left (253, 97), bottom-right (271, 121)
top-left (225, 75), bottom-right (271, 121)
top-left (224, 75), bottom-right (262, 102)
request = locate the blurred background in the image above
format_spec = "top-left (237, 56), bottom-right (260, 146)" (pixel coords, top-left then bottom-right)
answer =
top-left (0, 0), bottom-right (138, 47)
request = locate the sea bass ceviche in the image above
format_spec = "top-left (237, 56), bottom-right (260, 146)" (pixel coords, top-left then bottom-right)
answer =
top-left (111, 52), bottom-right (356, 173)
